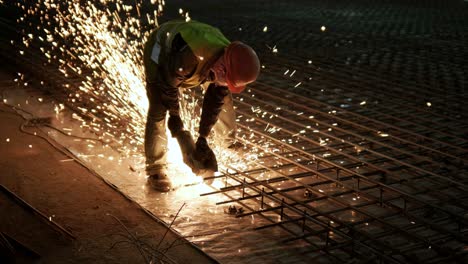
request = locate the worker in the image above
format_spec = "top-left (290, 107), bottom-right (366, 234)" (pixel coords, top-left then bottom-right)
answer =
top-left (143, 20), bottom-right (260, 191)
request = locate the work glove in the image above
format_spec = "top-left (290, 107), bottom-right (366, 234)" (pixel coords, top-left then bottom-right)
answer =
top-left (194, 137), bottom-right (218, 173)
top-left (174, 131), bottom-right (199, 173)
top-left (168, 115), bottom-right (184, 138)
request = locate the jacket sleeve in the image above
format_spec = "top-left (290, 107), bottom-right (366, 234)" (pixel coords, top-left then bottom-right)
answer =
top-left (156, 33), bottom-right (198, 116)
top-left (199, 83), bottom-right (230, 138)
top-left (153, 70), bottom-right (179, 116)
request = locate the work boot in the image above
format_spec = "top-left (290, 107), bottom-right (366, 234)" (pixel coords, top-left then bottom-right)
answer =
top-left (147, 170), bottom-right (172, 192)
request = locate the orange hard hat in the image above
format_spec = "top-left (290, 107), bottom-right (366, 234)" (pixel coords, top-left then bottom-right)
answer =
top-left (224, 41), bottom-right (260, 93)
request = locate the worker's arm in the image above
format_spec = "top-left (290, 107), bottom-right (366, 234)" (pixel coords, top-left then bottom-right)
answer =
top-left (160, 34), bottom-right (198, 116)
top-left (193, 84), bottom-right (227, 172)
top-left (149, 69), bottom-right (177, 116)
top-left (199, 84), bottom-right (230, 138)
top-left (160, 35), bottom-right (199, 137)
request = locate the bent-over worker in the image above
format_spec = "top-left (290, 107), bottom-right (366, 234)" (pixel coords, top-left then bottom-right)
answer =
top-left (143, 20), bottom-right (260, 191)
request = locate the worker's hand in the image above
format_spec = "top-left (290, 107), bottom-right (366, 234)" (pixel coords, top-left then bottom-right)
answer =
top-left (168, 115), bottom-right (184, 138)
top-left (194, 137), bottom-right (218, 172)
top-left (174, 131), bottom-right (199, 173)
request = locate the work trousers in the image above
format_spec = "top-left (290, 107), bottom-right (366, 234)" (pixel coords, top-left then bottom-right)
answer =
top-left (144, 81), bottom-right (236, 176)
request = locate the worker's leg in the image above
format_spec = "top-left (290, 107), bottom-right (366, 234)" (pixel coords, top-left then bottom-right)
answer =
top-left (213, 93), bottom-right (236, 147)
top-left (145, 82), bottom-right (168, 176)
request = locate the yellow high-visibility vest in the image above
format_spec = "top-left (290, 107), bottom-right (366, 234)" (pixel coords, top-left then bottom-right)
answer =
top-left (144, 20), bottom-right (230, 88)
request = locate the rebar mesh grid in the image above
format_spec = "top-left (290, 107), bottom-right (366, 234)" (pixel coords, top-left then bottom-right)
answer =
top-left (201, 82), bottom-right (468, 263)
